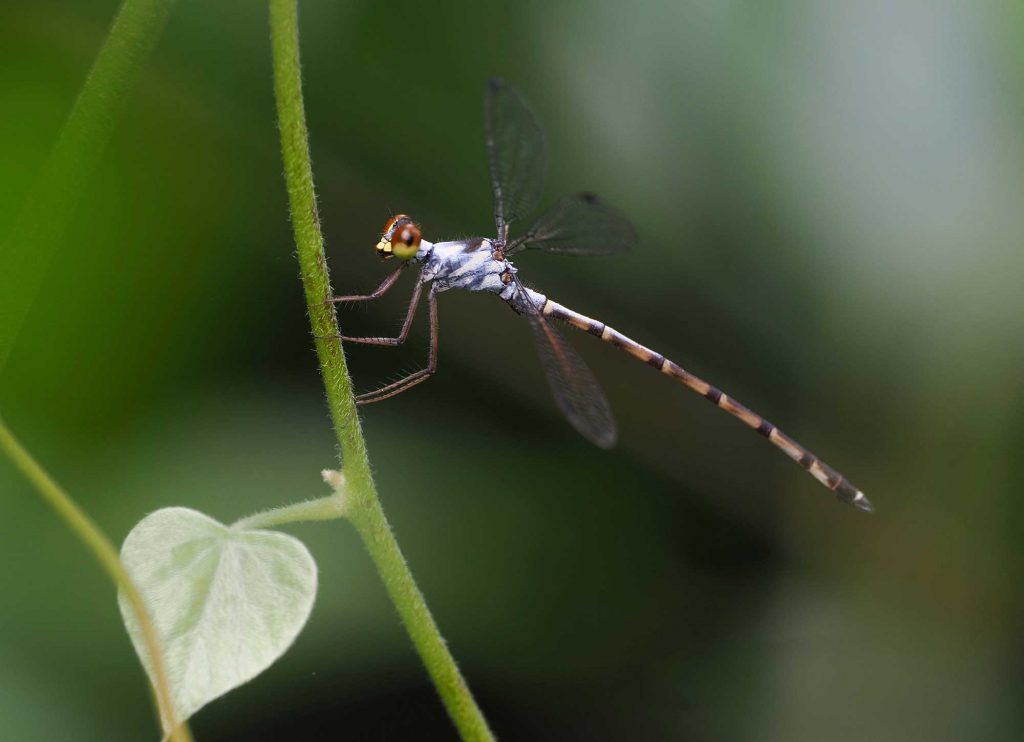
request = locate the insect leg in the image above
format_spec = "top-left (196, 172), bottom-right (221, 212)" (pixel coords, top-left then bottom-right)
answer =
top-left (326, 268), bottom-right (403, 303)
top-left (335, 281), bottom-right (424, 346)
top-left (355, 289), bottom-right (439, 404)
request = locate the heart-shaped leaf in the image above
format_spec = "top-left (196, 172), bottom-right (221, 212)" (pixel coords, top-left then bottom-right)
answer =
top-left (118, 507), bottom-right (317, 730)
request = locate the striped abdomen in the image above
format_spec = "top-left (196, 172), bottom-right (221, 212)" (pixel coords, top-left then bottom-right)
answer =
top-left (541, 299), bottom-right (873, 512)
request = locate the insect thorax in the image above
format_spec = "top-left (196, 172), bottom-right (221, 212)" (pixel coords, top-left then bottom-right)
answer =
top-left (419, 238), bottom-right (547, 312)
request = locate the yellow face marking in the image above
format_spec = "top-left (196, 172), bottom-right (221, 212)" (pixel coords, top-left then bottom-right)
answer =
top-left (378, 215), bottom-right (421, 261)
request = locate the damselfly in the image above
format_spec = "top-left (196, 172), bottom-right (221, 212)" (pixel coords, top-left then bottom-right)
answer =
top-left (329, 79), bottom-right (872, 513)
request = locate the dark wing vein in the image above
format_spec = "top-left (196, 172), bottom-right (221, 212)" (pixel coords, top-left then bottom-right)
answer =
top-left (485, 78), bottom-right (547, 241)
top-left (528, 313), bottom-right (618, 449)
top-left (507, 192), bottom-right (638, 257)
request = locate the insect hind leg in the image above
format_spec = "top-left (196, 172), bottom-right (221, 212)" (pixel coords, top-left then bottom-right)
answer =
top-left (355, 289), bottom-right (439, 404)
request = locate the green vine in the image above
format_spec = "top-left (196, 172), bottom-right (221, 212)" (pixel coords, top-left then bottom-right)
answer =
top-left (0, 419), bottom-right (190, 740)
top-left (268, 2), bottom-right (495, 739)
top-left (0, 0), bottom-right (186, 736)
top-left (0, 0), bottom-right (177, 376)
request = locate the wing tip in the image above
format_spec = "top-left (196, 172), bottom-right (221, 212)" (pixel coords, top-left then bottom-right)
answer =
top-left (587, 426), bottom-right (618, 450)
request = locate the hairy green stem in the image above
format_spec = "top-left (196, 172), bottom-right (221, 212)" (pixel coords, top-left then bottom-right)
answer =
top-left (268, 2), bottom-right (495, 739)
top-left (233, 494), bottom-right (346, 530)
top-left (0, 419), bottom-right (189, 741)
top-left (0, 1), bottom-right (183, 735)
top-left (233, 471), bottom-right (348, 530)
top-left (0, 0), bottom-right (177, 376)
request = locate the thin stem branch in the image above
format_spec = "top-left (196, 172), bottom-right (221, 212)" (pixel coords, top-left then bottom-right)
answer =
top-left (0, 0), bottom-right (177, 376)
top-left (268, 2), bottom-right (495, 740)
top-left (233, 471), bottom-right (348, 530)
top-left (0, 419), bottom-right (189, 741)
top-left (0, 1), bottom-right (182, 735)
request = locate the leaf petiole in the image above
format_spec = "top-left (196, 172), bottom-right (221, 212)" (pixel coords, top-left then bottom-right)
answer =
top-left (232, 470), bottom-right (348, 530)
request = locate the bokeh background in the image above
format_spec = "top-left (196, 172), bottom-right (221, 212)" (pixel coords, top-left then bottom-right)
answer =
top-left (3, 1), bottom-right (1023, 739)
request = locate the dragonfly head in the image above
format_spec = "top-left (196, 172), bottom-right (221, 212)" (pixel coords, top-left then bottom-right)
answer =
top-left (377, 214), bottom-right (422, 261)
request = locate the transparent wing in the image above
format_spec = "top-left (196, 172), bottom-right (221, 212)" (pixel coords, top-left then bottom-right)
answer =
top-left (507, 192), bottom-right (638, 256)
top-left (527, 313), bottom-right (618, 449)
top-left (485, 78), bottom-right (547, 242)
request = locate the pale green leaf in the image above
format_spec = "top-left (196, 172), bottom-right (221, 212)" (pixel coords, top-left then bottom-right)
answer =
top-left (118, 507), bottom-right (317, 729)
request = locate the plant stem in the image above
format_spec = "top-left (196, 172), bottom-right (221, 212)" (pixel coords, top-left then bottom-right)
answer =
top-left (0, 0), bottom-right (177, 377)
top-left (233, 471), bottom-right (348, 530)
top-left (268, 3), bottom-right (495, 739)
top-left (0, 419), bottom-right (189, 741)
top-left (1, 1), bottom-right (182, 735)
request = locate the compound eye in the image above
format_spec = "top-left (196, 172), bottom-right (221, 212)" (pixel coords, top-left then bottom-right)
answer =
top-left (382, 213), bottom-right (407, 234)
top-left (397, 224), bottom-right (420, 246)
top-left (391, 223), bottom-right (421, 260)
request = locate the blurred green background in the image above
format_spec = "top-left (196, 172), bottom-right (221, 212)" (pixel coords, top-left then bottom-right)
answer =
top-left (3, 1), bottom-right (1023, 739)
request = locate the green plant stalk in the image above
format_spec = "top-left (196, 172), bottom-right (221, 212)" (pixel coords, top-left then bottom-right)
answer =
top-left (268, 2), bottom-right (495, 740)
top-left (233, 471), bottom-right (348, 530)
top-left (233, 495), bottom-right (345, 530)
top-left (0, 0), bottom-right (177, 376)
top-left (0, 419), bottom-right (190, 742)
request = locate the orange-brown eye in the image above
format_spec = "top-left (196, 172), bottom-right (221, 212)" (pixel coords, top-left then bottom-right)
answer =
top-left (382, 213), bottom-right (409, 236)
top-left (395, 224), bottom-right (421, 247)
top-left (390, 221), bottom-right (421, 260)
